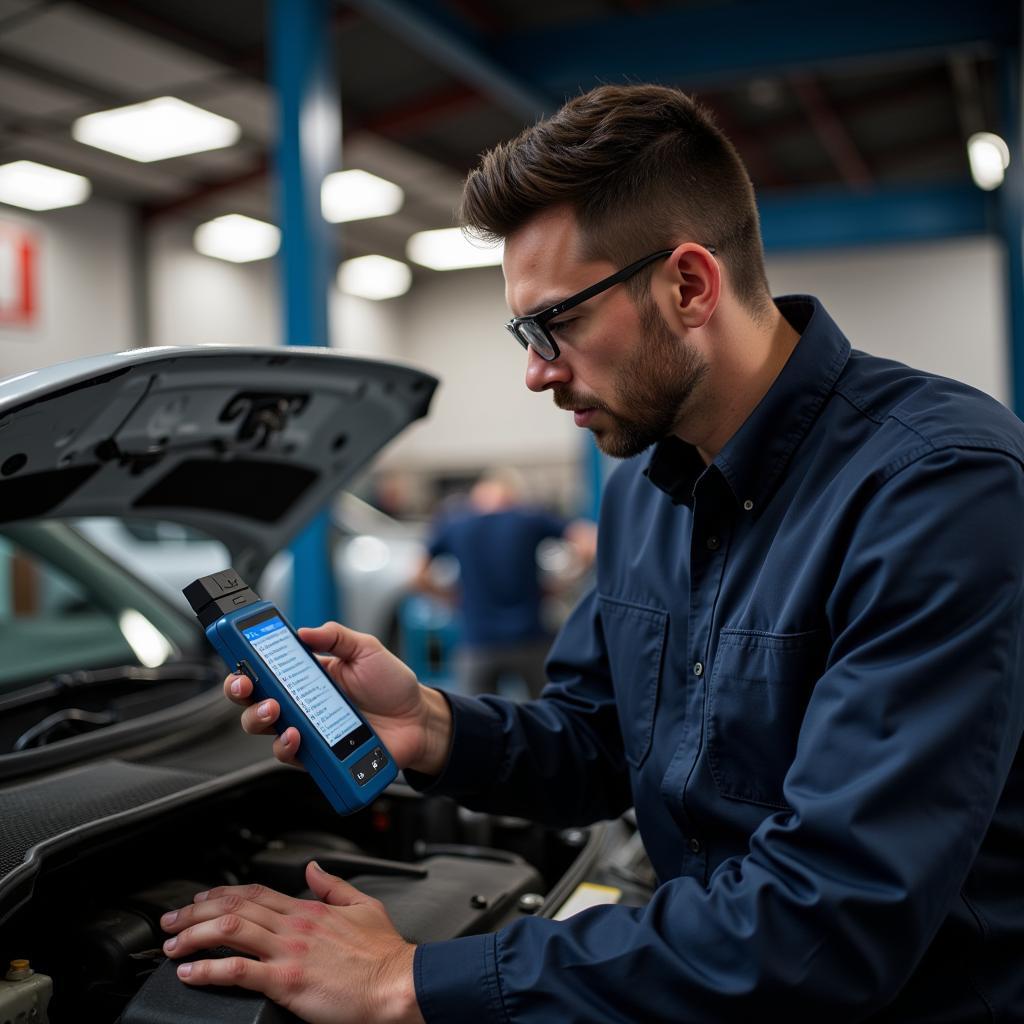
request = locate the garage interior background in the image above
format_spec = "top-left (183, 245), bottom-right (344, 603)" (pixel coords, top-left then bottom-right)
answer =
top-left (0, 0), bottom-right (1019, 517)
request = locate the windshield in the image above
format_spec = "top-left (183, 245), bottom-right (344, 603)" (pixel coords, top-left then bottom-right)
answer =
top-left (0, 522), bottom-right (199, 692)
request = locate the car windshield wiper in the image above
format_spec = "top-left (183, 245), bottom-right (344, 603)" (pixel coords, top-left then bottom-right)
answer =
top-left (13, 708), bottom-right (120, 751)
top-left (2, 661), bottom-right (222, 752)
top-left (0, 662), bottom-right (218, 714)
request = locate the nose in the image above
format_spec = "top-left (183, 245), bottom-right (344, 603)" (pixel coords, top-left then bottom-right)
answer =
top-left (525, 345), bottom-right (571, 393)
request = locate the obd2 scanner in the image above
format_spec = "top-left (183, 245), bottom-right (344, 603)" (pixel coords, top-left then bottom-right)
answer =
top-left (184, 569), bottom-right (396, 814)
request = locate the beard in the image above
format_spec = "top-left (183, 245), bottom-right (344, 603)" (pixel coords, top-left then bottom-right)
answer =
top-left (553, 297), bottom-right (708, 458)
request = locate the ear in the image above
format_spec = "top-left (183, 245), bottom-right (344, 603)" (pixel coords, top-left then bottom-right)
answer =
top-left (664, 243), bottom-right (720, 329)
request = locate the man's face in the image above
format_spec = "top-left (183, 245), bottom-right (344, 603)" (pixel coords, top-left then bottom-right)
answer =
top-left (504, 209), bottom-right (707, 458)
top-left (574, 294), bottom-right (707, 457)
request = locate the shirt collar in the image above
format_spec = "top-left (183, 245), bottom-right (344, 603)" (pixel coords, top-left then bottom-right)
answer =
top-left (645, 295), bottom-right (852, 513)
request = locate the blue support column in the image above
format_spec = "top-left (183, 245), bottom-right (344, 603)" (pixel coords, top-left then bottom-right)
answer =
top-left (1000, 42), bottom-right (1024, 416)
top-left (270, 0), bottom-right (341, 626)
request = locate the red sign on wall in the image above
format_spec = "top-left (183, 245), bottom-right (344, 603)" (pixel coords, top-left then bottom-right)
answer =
top-left (0, 223), bottom-right (38, 327)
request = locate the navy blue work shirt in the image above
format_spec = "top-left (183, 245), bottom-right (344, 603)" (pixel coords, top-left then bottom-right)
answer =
top-left (410, 296), bottom-right (1024, 1021)
top-left (428, 506), bottom-right (567, 647)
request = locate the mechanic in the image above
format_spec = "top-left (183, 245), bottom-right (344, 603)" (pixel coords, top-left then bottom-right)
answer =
top-left (159, 84), bottom-right (1024, 1022)
top-left (413, 467), bottom-right (596, 699)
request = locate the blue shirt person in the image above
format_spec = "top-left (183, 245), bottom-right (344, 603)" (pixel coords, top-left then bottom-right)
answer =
top-left (190, 84), bottom-right (1024, 1024)
top-left (416, 471), bottom-right (594, 698)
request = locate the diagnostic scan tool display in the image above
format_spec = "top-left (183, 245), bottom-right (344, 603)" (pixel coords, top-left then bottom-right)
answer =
top-left (238, 609), bottom-right (363, 748)
top-left (184, 569), bottom-right (396, 814)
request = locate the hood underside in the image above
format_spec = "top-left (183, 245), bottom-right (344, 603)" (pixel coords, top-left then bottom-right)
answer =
top-left (0, 346), bottom-right (437, 580)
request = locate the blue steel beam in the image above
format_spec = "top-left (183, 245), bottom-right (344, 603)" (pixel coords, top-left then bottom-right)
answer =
top-left (757, 184), bottom-right (992, 252)
top-left (343, 0), bottom-right (550, 121)
top-left (270, 0), bottom-right (341, 628)
top-left (491, 0), bottom-right (1018, 97)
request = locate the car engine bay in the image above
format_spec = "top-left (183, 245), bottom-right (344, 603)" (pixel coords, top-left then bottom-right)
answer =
top-left (0, 732), bottom-right (652, 1023)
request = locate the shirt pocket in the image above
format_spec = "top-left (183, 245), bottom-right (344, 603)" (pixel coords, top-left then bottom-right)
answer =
top-left (706, 628), bottom-right (826, 809)
top-left (599, 596), bottom-right (668, 770)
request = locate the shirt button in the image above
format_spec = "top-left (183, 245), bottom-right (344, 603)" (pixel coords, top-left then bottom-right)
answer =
top-left (688, 837), bottom-right (702, 854)
top-left (693, 662), bottom-right (703, 676)
top-left (705, 535), bottom-right (720, 550)
top-left (743, 499), bottom-right (754, 511)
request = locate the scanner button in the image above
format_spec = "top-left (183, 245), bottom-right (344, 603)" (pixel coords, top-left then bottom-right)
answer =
top-left (235, 659), bottom-right (258, 683)
top-left (350, 746), bottom-right (388, 786)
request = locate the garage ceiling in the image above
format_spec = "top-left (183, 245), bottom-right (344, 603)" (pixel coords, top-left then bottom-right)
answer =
top-left (0, 0), bottom-right (1015, 267)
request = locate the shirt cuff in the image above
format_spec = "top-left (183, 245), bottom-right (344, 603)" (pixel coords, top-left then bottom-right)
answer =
top-left (414, 933), bottom-right (507, 1024)
top-left (402, 690), bottom-right (506, 799)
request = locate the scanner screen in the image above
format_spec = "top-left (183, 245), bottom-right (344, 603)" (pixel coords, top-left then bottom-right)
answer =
top-left (240, 611), bottom-right (361, 748)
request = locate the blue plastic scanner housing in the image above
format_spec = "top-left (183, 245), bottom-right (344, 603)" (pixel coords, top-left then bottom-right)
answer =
top-left (184, 569), bottom-right (397, 814)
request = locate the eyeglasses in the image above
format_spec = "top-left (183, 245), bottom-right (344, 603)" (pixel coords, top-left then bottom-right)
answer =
top-left (505, 245), bottom-right (716, 361)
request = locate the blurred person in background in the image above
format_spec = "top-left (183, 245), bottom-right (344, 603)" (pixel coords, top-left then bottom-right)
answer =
top-left (413, 467), bottom-right (595, 698)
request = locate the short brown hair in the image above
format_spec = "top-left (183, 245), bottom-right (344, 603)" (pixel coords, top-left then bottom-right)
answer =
top-left (459, 84), bottom-right (772, 317)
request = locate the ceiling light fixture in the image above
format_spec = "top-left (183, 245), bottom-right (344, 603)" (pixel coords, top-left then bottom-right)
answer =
top-left (406, 227), bottom-right (503, 270)
top-left (0, 160), bottom-right (91, 211)
top-left (72, 97), bottom-right (240, 162)
top-left (194, 214), bottom-right (280, 263)
top-left (322, 169), bottom-right (404, 223)
top-left (338, 254), bottom-right (412, 300)
top-left (967, 132), bottom-right (1010, 191)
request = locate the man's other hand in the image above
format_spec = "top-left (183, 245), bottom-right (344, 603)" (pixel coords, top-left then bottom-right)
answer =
top-left (161, 862), bottom-right (423, 1024)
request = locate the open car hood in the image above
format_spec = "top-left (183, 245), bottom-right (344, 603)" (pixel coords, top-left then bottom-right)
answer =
top-left (0, 347), bottom-right (437, 579)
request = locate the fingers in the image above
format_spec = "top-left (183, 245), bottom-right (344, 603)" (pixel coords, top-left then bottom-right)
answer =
top-left (163, 911), bottom-right (278, 962)
top-left (161, 892), bottom-right (285, 939)
top-left (272, 727), bottom-right (301, 765)
top-left (298, 622), bottom-right (376, 663)
top-left (305, 860), bottom-right (371, 908)
top-left (224, 674), bottom-right (280, 739)
top-left (189, 882), bottom-right (296, 916)
top-left (223, 673), bottom-right (253, 706)
top-left (174, 955), bottom-right (279, 993)
top-left (239, 698), bottom-right (280, 735)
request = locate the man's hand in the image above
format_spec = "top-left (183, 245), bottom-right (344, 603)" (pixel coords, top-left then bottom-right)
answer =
top-left (223, 621), bottom-right (452, 777)
top-left (161, 861), bottom-right (424, 1024)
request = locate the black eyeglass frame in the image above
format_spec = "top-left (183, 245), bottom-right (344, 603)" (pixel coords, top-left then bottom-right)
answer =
top-left (505, 245), bottom-right (716, 361)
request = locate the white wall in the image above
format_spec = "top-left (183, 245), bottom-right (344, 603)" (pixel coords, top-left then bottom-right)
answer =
top-left (767, 236), bottom-right (1008, 404)
top-left (147, 218), bottom-right (403, 360)
top-left (0, 199), bottom-right (136, 379)
top-left (380, 265), bottom-right (579, 472)
top-left (148, 218), bottom-right (277, 348)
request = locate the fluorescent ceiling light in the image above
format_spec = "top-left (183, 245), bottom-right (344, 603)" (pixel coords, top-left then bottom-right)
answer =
top-left (407, 228), bottom-right (504, 270)
top-left (967, 132), bottom-right (1010, 191)
top-left (338, 254), bottom-right (411, 300)
top-left (72, 97), bottom-right (240, 162)
top-left (322, 169), bottom-right (404, 223)
top-left (0, 160), bottom-right (91, 211)
top-left (194, 214), bottom-right (280, 263)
